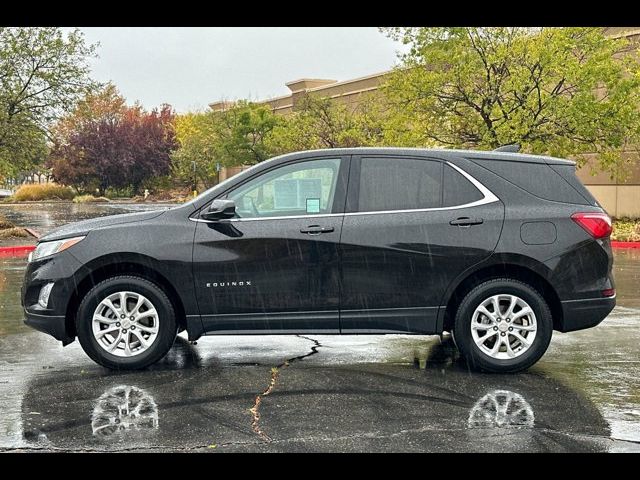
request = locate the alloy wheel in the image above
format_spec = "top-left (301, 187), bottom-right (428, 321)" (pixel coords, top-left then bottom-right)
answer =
top-left (92, 291), bottom-right (160, 357)
top-left (470, 294), bottom-right (537, 360)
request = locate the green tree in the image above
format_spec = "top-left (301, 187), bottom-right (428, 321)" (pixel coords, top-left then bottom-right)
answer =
top-left (171, 101), bottom-right (281, 187)
top-left (268, 94), bottom-right (385, 153)
top-left (212, 100), bottom-right (280, 166)
top-left (171, 111), bottom-right (221, 188)
top-left (0, 118), bottom-right (48, 179)
top-left (381, 27), bottom-right (640, 175)
top-left (0, 27), bottom-right (98, 177)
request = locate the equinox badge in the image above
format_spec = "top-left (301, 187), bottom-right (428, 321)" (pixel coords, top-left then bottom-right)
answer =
top-left (206, 281), bottom-right (252, 288)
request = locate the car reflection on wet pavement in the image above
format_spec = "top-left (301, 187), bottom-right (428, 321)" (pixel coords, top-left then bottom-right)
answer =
top-left (0, 203), bottom-right (639, 452)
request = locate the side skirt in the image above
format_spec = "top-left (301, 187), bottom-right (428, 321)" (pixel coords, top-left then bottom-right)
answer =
top-left (340, 306), bottom-right (442, 334)
top-left (187, 307), bottom-right (443, 339)
top-left (198, 310), bottom-right (340, 337)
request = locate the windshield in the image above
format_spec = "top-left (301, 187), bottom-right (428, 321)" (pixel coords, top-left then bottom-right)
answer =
top-left (181, 162), bottom-right (265, 208)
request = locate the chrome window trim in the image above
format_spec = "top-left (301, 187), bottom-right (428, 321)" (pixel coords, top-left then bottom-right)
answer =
top-left (190, 161), bottom-right (499, 223)
top-left (190, 213), bottom-right (342, 223)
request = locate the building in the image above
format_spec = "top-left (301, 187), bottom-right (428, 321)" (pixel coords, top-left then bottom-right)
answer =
top-left (210, 28), bottom-right (640, 218)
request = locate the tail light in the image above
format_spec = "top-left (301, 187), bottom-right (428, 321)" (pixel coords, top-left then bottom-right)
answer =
top-left (571, 212), bottom-right (612, 239)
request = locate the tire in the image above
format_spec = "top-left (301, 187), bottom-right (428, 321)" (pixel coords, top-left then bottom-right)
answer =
top-left (453, 278), bottom-right (553, 373)
top-left (76, 275), bottom-right (178, 370)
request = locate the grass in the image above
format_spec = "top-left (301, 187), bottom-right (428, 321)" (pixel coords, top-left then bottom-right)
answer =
top-left (612, 218), bottom-right (640, 242)
top-left (0, 214), bottom-right (28, 238)
top-left (12, 183), bottom-right (75, 201)
top-left (0, 214), bottom-right (14, 229)
top-left (73, 194), bottom-right (110, 203)
top-left (0, 227), bottom-right (28, 238)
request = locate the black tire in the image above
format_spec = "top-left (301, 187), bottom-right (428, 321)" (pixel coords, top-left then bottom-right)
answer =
top-left (76, 275), bottom-right (178, 370)
top-left (453, 278), bottom-right (553, 373)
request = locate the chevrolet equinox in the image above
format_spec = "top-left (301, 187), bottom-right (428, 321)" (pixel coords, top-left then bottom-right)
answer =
top-left (22, 148), bottom-right (616, 372)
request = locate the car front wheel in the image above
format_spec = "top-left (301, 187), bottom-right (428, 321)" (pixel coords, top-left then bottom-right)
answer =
top-left (76, 275), bottom-right (178, 370)
top-left (453, 278), bottom-right (553, 373)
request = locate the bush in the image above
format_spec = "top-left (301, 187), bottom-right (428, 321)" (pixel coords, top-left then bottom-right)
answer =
top-left (612, 218), bottom-right (640, 242)
top-left (104, 186), bottom-right (134, 199)
top-left (12, 183), bottom-right (75, 201)
top-left (73, 194), bottom-right (110, 203)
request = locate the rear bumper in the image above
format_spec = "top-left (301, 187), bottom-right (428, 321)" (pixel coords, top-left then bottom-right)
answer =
top-left (557, 296), bottom-right (616, 332)
top-left (24, 310), bottom-right (74, 346)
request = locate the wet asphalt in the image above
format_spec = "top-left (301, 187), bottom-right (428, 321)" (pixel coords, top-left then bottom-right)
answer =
top-left (0, 203), bottom-right (639, 452)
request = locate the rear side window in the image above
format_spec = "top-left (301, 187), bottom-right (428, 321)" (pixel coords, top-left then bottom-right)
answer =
top-left (443, 164), bottom-right (484, 207)
top-left (549, 164), bottom-right (599, 207)
top-left (358, 157), bottom-right (442, 212)
top-left (472, 159), bottom-right (589, 205)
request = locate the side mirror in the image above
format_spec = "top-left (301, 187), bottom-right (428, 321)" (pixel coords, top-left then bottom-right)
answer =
top-left (201, 199), bottom-right (236, 221)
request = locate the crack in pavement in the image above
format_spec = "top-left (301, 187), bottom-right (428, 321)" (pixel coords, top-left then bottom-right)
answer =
top-left (249, 335), bottom-right (322, 441)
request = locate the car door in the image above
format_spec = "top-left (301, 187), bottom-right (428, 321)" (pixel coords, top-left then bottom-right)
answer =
top-left (192, 155), bottom-right (349, 333)
top-left (339, 154), bottom-right (504, 333)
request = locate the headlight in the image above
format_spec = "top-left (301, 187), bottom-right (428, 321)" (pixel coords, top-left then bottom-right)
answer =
top-left (29, 236), bottom-right (86, 262)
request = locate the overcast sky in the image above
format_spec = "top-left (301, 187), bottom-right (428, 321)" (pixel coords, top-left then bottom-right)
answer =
top-left (73, 27), bottom-right (406, 113)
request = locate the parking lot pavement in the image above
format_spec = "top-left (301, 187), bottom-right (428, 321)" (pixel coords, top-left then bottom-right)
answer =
top-left (1, 310), bottom-right (639, 452)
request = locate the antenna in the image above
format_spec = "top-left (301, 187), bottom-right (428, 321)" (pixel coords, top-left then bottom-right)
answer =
top-left (494, 144), bottom-right (520, 153)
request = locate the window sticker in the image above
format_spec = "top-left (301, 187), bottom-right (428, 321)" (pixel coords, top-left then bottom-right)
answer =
top-left (306, 198), bottom-right (321, 214)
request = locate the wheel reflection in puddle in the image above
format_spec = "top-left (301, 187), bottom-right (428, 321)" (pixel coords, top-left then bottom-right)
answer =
top-left (468, 390), bottom-right (534, 428)
top-left (91, 385), bottom-right (159, 437)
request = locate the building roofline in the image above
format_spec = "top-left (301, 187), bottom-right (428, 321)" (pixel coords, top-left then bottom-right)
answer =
top-left (284, 78), bottom-right (337, 87)
top-left (607, 28), bottom-right (640, 39)
top-left (304, 69), bottom-right (393, 93)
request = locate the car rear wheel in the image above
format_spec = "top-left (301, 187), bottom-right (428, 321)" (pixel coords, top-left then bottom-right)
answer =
top-left (453, 278), bottom-right (553, 373)
top-left (76, 276), bottom-right (178, 370)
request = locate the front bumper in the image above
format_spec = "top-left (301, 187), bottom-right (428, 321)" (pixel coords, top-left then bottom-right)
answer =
top-left (22, 250), bottom-right (87, 345)
top-left (557, 295), bottom-right (616, 332)
top-left (24, 309), bottom-right (74, 345)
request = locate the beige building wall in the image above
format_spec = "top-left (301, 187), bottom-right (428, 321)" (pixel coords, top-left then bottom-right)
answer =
top-left (576, 150), bottom-right (640, 217)
top-left (218, 165), bottom-right (252, 182)
top-left (585, 185), bottom-right (640, 218)
top-left (210, 28), bottom-right (640, 218)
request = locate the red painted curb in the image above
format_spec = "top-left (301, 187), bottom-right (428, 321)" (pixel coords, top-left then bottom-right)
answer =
top-left (611, 241), bottom-right (640, 249)
top-left (0, 245), bottom-right (36, 258)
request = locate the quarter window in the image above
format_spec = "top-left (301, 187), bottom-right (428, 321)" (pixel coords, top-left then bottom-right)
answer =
top-left (357, 157), bottom-right (442, 212)
top-left (227, 158), bottom-right (341, 219)
top-left (442, 164), bottom-right (484, 207)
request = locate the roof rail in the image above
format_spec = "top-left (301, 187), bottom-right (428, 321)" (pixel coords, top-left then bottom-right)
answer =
top-left (493, 144), bottom-right (520, 153)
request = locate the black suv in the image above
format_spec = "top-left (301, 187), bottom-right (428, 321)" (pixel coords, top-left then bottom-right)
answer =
top-left (22, 148), bottom-right (615, 372)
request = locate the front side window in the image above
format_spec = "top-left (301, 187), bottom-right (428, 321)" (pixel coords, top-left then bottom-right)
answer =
top-left (227, 158), bottom-right (342, 219)
top-left (358, 157), bottom-right (442, 212)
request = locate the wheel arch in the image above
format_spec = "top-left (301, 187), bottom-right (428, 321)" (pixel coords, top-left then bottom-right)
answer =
top-left (65, 253), bottom-right (188, 338)
top-left (441, 255), bottom-right (563, 332)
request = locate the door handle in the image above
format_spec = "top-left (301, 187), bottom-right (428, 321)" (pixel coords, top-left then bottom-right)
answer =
top-left (449, 217), bottom-right (484, 227)
top-left (300, 225), bottom-right (335, 235)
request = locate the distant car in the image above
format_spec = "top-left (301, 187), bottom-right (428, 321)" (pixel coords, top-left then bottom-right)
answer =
top-left (0, 188), bottom-right (13, 198)
top-left (22, 148), bottom-right (615, 372)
